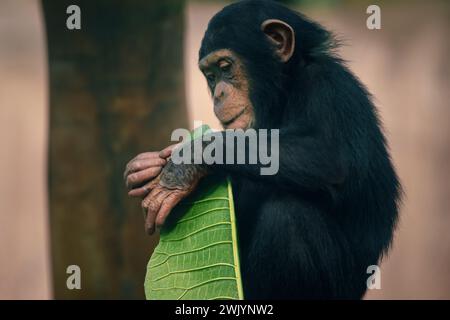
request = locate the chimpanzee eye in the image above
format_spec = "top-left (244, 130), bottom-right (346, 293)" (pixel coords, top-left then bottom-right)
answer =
top-left (219, 61), bottom-right (232, 73)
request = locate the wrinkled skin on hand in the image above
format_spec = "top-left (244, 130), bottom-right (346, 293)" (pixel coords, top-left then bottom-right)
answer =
top-left (124, 144), bottom-right (207, 235)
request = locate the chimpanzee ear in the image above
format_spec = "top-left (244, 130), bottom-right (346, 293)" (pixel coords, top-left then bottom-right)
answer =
top-left (261, 19), bottom-right (295, 62)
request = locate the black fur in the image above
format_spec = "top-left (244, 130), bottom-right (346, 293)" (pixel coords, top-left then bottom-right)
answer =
top-left (199, 0), bottom-right (401, 299)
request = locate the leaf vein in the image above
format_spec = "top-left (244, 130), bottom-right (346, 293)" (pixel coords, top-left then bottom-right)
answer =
top-left (160, 222), bottom-right (231, 242)
top-left (152, 262), bottom-right (236, 282)
top-left (149, 240), bottom-right (233, 269)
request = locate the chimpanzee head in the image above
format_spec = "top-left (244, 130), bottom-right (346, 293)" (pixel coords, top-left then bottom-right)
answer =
top-left (199, 0), bottom-right (332, 129)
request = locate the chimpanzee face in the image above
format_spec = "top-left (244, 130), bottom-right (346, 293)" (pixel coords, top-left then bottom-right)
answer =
top-left (198, 49), bottom-right (254, 130)
top-left (199, 19), bottom-right (296, 130)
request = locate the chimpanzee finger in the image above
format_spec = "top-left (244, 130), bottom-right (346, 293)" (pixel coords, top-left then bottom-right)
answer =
top-left (143, 189), bottom-right (167, 235)
top-left (128, 178), bottom-right (160, 197)
top-left (135, 152), bottom-right (162, 160)
top-left (125, 157), bottom-right (166, 175)
top-left (128, 186), bottom-right (149, 198)
top-left (142, 190), bottom-right (159, 235)
top-left (155, 193), bottom-right (182, 229)
top-left (126, 166), bottom-right (163, 189)
top-left (129, 152), bottom-right (161, 165)
top-left (124, 157), bottom-right (166, 180)
top-left (159, 143), bottom-right (181, 159)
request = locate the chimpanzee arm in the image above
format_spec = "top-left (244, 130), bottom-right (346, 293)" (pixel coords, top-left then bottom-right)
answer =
top-left (207, 127), bottom-right (347, 191)
top-left (162, 126), bottom-right (348, 199)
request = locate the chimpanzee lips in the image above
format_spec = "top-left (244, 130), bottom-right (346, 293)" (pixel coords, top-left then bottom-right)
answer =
top-left (221, 107), bottom-right (247, 126)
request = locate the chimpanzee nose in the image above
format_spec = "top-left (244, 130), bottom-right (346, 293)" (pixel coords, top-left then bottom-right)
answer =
top-left (214, 95), bottom-right (222, 106)
top-left (214, 84), bottom-right (226, 104)
top-left (214, 93), bottom-right (225, 107)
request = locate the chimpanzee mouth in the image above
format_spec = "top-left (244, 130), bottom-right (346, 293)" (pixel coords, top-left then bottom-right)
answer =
top-left (222, 107), bottom-right (247, 127)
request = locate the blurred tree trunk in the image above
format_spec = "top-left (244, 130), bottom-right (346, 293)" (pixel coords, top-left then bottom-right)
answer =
top-left (43, 0), bottom-right (188, 299)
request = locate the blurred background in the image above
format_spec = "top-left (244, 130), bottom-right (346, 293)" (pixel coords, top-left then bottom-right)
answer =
top-left (0, 0), bottom-right (449, 299)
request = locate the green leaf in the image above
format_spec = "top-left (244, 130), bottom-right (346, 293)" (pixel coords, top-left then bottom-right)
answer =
top-left (144, 126), bottom-right (244, 300)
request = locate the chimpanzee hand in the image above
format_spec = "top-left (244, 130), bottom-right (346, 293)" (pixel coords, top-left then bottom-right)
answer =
top-left (125, 144), bottom-right (179, 197)
top-left (140, 161), bottom-right (208, 234)
top-left (124, 151), bottom-right (168, 192)
top-left (125, 144), bottom-right (208, 235)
